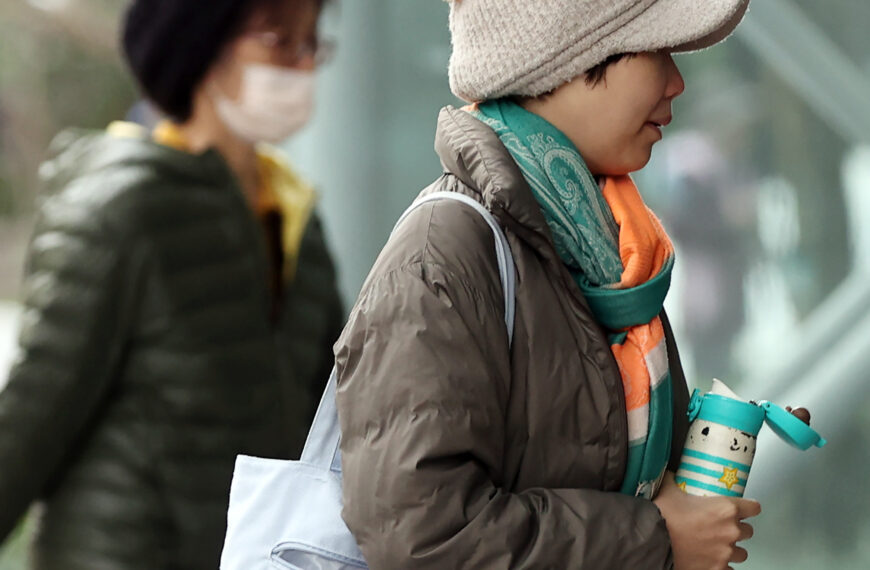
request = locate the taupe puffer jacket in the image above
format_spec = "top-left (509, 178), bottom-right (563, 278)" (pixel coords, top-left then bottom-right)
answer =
top-left (335, 106), bottom-right (690, 569)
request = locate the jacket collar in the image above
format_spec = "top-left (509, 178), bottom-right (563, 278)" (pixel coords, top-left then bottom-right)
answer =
top-left (43, 126), bottom-right (237, 197)
top-left (434, 105), bottom-right (560, 262)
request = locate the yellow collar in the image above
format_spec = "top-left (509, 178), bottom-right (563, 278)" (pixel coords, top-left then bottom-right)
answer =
top-left (110, 120), bottom-right (318, 282)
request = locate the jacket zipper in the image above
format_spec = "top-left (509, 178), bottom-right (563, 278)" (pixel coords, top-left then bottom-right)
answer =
top-left (501, 209), bottom-right (630, 485)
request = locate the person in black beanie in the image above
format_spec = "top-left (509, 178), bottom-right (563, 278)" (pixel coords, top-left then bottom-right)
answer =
top-left (0, 0), bottom-right (343, 568)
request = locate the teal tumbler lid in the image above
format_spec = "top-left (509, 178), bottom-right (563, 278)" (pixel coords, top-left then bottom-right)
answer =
top-left (687, 389), bottom-right (766, 435)
top-left (758, 401), bottom-right (827, 450)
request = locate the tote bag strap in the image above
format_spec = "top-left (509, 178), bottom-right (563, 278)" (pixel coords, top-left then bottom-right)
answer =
top-left (300, 191), bottom-right (516, 469)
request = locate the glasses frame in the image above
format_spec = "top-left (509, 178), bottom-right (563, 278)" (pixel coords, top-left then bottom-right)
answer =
top-left (243, 31), bottom-right (336, 67)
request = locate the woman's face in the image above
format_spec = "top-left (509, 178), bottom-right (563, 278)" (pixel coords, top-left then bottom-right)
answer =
top-left (522, 51), bottom-right (685, 176)
top-left (209, 0), bottom-right (322, 100)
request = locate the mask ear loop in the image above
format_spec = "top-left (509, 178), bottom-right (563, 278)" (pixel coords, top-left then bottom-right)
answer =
top-left (206, 49), bottom-right (257, 111)
top-left (207, 79), bottom-right (239, 109)
top-left (207, 79), bottom-right (260, 145)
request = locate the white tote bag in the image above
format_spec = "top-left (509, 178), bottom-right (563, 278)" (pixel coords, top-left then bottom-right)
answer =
top-left (220, 191), bottom-right (516, 570)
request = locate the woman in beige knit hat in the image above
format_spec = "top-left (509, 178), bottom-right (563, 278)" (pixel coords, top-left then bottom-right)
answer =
top-left (334, 1), bottom-right (756, 568)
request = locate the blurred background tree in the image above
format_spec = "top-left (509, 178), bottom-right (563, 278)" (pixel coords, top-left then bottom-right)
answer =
top-left (0, 0), bottom-right (135, 299)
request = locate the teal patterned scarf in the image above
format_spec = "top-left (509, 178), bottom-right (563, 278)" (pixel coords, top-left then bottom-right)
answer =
top-left (472, 99), bottom-right (675, 498)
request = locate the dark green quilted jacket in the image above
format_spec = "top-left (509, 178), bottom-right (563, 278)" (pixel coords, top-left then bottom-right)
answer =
top-left (0, 130), bottom-right (344, 569)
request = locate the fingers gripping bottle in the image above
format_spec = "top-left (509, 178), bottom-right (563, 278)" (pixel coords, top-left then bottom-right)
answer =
top-left (675, 379), bottom-right (826, 497)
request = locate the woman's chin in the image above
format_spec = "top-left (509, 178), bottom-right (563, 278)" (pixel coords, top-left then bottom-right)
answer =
top-left (596, 156), bottom-right (651, 177)
top-left (626, 147), bottom-right (655, 173)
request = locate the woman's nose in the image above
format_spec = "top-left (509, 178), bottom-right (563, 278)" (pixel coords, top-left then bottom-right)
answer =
top-left (665, 54), bottom-right (686, 100)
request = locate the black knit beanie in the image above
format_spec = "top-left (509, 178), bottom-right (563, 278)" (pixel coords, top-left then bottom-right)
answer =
top-left (121, 0), bottom-right (251, 122)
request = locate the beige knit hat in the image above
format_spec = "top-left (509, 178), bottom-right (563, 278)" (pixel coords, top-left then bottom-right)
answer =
top-left (446, 0), bottom-right (750, 102)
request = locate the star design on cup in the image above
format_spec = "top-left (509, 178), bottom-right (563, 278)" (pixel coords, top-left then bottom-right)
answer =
top-left (719, 467), bottom-right (740, 491)
top-left (677, 480), bottom-right (688, 493)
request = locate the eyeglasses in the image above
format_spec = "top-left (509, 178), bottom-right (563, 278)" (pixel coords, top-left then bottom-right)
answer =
top-left (245, 32), bottom-right (336, 67)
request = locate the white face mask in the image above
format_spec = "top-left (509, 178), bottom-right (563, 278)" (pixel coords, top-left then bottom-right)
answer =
top-left (212, 63), bottom-right (315, 144)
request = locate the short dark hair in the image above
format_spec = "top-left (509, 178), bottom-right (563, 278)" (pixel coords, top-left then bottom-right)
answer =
top-left (121, 0), bottom-right (319, 122)
top-left (584, 53), bottom-right (634, 86)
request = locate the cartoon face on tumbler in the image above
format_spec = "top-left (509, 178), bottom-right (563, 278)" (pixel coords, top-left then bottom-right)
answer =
top-left (687, 420), bottom-right (757, 464)
top-left (677, 418), bottom-right (757, 497)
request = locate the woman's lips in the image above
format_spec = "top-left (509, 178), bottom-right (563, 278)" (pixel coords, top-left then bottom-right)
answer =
top-left (645, 122), bottom-right (663, 138)
top-left (645, 116), bottom-right (672, 138)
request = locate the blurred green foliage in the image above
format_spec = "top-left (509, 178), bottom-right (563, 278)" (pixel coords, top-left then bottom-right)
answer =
top-left (0, 518), bottom-right (32, 570)
top-left (0, 0), bottom-right (136, 218)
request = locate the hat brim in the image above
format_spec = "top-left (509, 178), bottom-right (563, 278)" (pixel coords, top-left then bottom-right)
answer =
top-left (452, 0), bottom-right (751, 101)
top-left (610, 0), bottom-right (750, 55)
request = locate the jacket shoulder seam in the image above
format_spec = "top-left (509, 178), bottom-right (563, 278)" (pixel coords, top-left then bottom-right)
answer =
top-left (360, 258), bottom-right (503, 320)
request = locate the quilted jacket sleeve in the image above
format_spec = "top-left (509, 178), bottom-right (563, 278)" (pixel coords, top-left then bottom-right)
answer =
top-left (0, 191), bottom-right (143, 541)
top-left (334, 205), bottom-right (673, 570)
